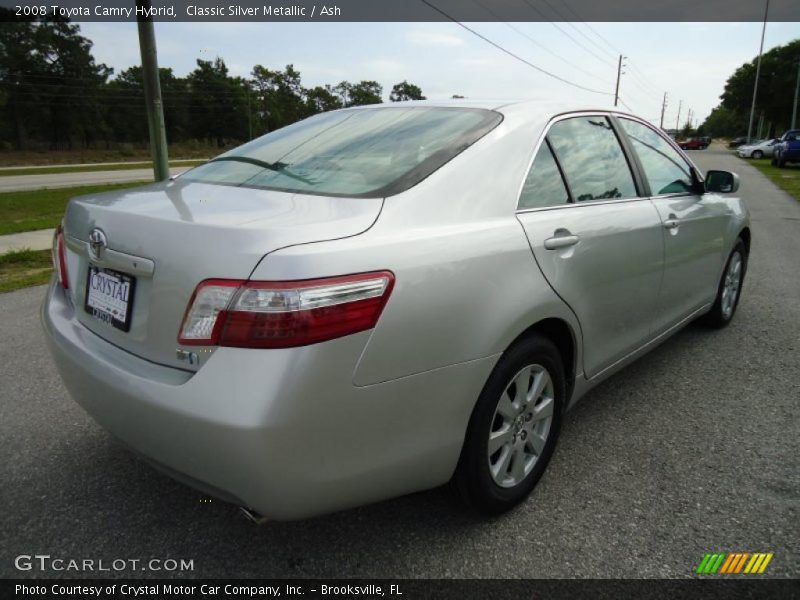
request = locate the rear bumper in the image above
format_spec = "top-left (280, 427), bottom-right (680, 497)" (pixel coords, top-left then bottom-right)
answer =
top-left (41, 282), bottom-right (497, 519)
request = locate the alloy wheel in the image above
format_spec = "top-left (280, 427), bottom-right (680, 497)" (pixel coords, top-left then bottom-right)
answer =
top-left (488, 364), bottom-right (554, 488)
top-left (721, 251), bottom-right (743, 319)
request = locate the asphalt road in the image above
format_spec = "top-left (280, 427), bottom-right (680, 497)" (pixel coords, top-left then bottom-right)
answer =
top-left (0, 145), bottom-right (798, 579)
top-left (0, 167), bottom-right (189, 192)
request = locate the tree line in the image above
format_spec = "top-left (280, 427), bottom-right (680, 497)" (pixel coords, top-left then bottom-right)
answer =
top-left (0, 11), bottom-right (427, 151)
top-left (701, 39), bottom-right (799, 139)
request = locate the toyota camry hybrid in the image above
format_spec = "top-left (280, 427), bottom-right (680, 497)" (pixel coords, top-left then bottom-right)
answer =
top-left (42, 100), bottom-right (750, 520)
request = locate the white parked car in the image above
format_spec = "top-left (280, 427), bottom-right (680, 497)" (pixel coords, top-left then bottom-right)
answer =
top-left (737, 138), bottom-right (779, 159)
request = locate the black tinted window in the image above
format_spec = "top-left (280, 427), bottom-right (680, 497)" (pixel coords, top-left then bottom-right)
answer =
top-left (518, 142), bottom-right (569, 209)
top-left (547, 117), bottom-right (637, 202)
top-left (182, 107), bottom-right (501, 197)
top-left (619, 118), bottom-right (693, 195)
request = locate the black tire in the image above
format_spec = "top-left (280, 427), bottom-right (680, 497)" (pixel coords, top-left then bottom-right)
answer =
top-left (777, 154), bottom-right (787, 168)
top-left (454, 334), bottom-right (565, 515)
top-left (752, 150), bottom-right (763, 159)
top-left (700, 239), bottom-right (747, 329)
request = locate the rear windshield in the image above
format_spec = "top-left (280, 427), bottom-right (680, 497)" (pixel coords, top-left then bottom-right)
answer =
top-left (181, 107), bottom-right (502, 198)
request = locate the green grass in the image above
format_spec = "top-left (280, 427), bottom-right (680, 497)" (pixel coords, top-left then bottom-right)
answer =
top-left (0, 159), bottom-right (205, 177)
top-left (0, 182), bottom-right (141, 235)
top-left (0, 248), bottom-right (52, 293)
top-left (746, 158), bottom-right (800, 202)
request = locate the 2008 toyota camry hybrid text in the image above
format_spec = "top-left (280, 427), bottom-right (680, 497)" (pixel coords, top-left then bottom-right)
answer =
top-left (42, 101), bottom-right (750, 520)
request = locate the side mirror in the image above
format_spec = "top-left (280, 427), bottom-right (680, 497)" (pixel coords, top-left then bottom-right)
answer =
top-left (705, 170), bottom-right (740, 194)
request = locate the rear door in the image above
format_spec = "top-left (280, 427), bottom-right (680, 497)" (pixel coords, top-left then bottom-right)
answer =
top-left (615, 117), bottom-right (726, 333)
top-left (516, 114), bottom-right (664, 378)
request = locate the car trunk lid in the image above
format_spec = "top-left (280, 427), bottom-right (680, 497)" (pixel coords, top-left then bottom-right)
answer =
top-left (62, 179), bottom-right (382, 371)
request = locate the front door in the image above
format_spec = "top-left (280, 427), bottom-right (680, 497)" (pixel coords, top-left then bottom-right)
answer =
top-left (616, 117), bottom-right (726, 333)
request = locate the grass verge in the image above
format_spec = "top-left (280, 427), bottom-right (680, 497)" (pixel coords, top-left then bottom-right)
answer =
top-left (0, 159), bottom-right (205, 177)
top-left (0, 248), bottom-right (52, 293)
top-left (0, 182), bottom-right (141, 235)
top-left (745, 158), bottom-right (800, 201)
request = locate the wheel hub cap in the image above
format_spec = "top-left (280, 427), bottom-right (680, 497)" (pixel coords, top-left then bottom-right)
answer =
top-left (487, 364), bottom-right (555, 488)
top-left (721, 251), bottom-right (742, 319)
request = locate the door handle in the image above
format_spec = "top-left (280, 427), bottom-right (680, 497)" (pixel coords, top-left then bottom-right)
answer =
top-left (663, 218), bottom-right (679, 230)
top-left (544, 234), bottom-right (580, 250)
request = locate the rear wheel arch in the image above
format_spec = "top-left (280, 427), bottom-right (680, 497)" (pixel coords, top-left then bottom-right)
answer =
top-left (505, 318), bottom-right (577, 407)
top-left (454, 328), bottom-right (568, 513)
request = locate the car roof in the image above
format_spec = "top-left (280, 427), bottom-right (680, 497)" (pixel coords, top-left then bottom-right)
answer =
top-left (345, 98), bottom-right (642, 125)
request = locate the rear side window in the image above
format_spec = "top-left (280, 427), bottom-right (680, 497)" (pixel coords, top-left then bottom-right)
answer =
top-left (547, 116), bottom-right (637, 202)
top-left (619, 118), bottom-right (693, 195)
top-left (181, 107), bottom-right (502, 198)
top-left (518, 142), bottom-right (570, 210)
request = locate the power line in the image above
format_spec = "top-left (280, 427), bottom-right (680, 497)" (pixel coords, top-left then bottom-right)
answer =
top-left (520, 0), bottom-right (615, 69)
top-left (418, 0), bottom-right (613, 96)
top-left (539, 0), bottom-right (618, 62)
top-left (515, 0), bottom-right (607, 67)
top-left (534, 0), bottom-right (667, 102)
top-left (470, 0), bottom-right (613, 86)
top-left (559, 0), bottom-right (623, 56)
top-left (627, 61), bottom-right (663, 95)
top-left (617, 98), bottom-right (634, 112)
top-left (624, 75), bottom-right (663, 102)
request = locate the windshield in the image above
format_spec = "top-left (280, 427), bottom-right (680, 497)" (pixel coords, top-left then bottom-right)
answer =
top-left (182, 107), bottom-right (502, 197)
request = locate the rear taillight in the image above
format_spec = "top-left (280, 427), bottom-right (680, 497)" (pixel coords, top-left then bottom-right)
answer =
top-left (51, 225), bottom-right (69, 289)
top-left (178, 271), bottom-right (395, 348)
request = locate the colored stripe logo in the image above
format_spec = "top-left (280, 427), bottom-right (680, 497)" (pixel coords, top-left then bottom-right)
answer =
top-left (697, 552), bottom-right (773, 574)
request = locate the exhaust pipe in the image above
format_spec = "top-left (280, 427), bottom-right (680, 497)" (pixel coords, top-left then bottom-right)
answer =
top-left (239, 506), bottom-right (269, 525)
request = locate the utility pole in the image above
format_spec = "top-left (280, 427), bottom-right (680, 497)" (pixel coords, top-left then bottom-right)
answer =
top-left (136, 0), bottom-right (169, 181)
top-left (675, 100), bottom-right (682, 132)
top-left (246, 85), bottom-right (253, 140)
top-left (659, 92), bottom-right (668, 129)
top-left (614, 54), bottom-right (625, 107)
top-left (747, 0), bottom-right (770, 143)
top-left (756, 111), bottom-right (764, 139)
top-left (792, 61), bottom-right (799, 129)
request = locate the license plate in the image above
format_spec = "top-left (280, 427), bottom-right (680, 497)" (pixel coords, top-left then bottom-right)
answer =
top-left (84, 265), bottom-right (136, 332)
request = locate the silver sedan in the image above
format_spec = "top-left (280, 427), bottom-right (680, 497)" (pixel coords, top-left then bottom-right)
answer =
top-left (737, 138), bottom-right (779, 159)
top-left (42, 101), bottom-right (750, 520)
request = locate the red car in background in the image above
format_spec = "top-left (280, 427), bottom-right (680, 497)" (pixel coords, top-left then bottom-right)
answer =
top-left (678, 137), bottom-right (708, 150)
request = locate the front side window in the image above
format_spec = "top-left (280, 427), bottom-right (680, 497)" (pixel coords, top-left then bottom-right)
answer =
top-left (619, 118), bottom-right (693, 195)
top-left (181, 107), bottom-right (502, 197)
top-left (547, 116), bottom-right (637, 202)
top-left (518, 141), bottom-right (570, 210)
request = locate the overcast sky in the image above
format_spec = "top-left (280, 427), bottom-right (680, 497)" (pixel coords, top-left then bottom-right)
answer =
top-left (78, 21), bottom-right (799, 126)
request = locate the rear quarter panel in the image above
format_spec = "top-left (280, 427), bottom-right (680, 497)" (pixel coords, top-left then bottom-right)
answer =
top-left (249, 108), bottom-right (583, 387)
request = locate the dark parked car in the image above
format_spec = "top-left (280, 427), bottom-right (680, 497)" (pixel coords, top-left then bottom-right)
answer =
top-left (728, 137), bottom-right (749, 149)
top-left (772, 129), bottom-right (800, 167)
